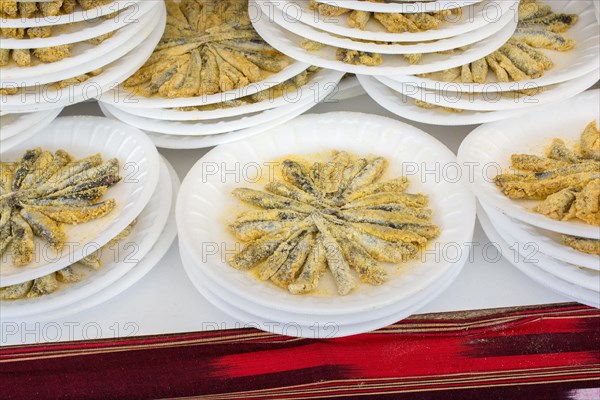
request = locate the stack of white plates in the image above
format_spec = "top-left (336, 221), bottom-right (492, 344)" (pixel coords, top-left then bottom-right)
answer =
top-left (458, 90), bottom-right (599, 307)
top-left (1, 116), bottom-right (178, 322)
top-left (250, 0), bottom-right (518, 76)
top-left (0, 0), bottom-right (166, 113)
top-left (0, 107), bottom-right (62, 151)
top-left (99, 67), bottom-right (346, 149)
top-left (176, 112), bottom-right (476, 338)
top-left (359, 0), bottom-right (600, 125)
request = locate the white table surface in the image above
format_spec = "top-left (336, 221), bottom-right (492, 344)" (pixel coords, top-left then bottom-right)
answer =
top-left (1, 95), bottom-right (571, 346)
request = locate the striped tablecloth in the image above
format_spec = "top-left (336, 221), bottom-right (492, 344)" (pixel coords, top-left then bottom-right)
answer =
top-left (2, 303), bottom-right (599, 399)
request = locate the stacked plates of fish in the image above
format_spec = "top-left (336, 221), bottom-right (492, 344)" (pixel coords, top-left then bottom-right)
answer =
top-left (0, 116), bottom-right (178, 322)
top-left (0, 107), bottom-right (63, 152)
top-left (249, 0), bottom-right (522, 76)
top-left (457, 90), bottom-right (600, 307)
top-left (359, 0), bottom-right (600, 125)
top-left (176, 112), bottom-right (477, 338)
top-left (97, 0), bottom-right (344, 149)
top-left (0, 0), bottom-right (166, 113)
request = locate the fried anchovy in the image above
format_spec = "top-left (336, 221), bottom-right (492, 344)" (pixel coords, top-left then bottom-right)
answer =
top-left (512, 28), bottom-right (575, 51)
top-left (546, 139), bottom-right (581, 163)
top-left (10, 213), bottom-right (35, 267)
top-left (562, 235), bottom-right (600, 256)
top-left (228, 223), bottom-right (307, 270)
top-left (335, 158), bottom-right (368, 197)
top-left (271, 233), bottom-right (314, 288)
top-left (319, 151), bottom-right (351, 194)
top-left (338, 209), bottom-right (440, 239)
top-left (28, 274), bottom-right (59, 297)
top-left (580, 121), bottom-right (600, 161)
top-left (0, 281), bottom-right (33, 300)
top-left (349, 222), bottom-right (428, 247)
top-left (19, 151), bottom-right (53, 191)
top-left (312, 214), bottom-right (355, 296)
top-left (510, 154), bottom-right (568, 172)
top-left (232, 188), bottom-right (315, 213)
top-left (288, 237), bottom-right (327, 295)
top-left (500, 172), bottom-right (598, 200)
top-left (328, 222), bottom-right (386, 285)
top-left (257, 229), bottom-right (310, 281)
top-left (35, 153), bottom-right (103, 194)
top-left (344, 192), bottom-right (428, 209)
top-left (25, 200), bottom-right (116, 224)
top-left (0, 162), bottom-right (13, 195)
top-left (12, 148), bottom-right (42, 191)
top-left (20, 207), bottom-right (65, 251)
top-left (41, 158), bottom-right (120, 196)
top-left (281, 160), bottom-right (321, 198)
top-left (264, 181), bottom-right (320, 205)
top-left (342, 157), bottom-right (387, 196)
top-left (343, 177), bottom-right (410, 203)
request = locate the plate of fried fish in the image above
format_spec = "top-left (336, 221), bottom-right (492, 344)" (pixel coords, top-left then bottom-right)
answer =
top-left (0, 156), bottom-right (177, 320)
top-left (259, 0), bottom-right (515, 56)
top-left (100, 0), bottom-right (309, 109)
top-left (389, 0), bottom-right (600, 92)
top-left (177, 112), bottom-right (476, 320)
top-left (458, 89), bottom-right (600, 239)
top-left (0, 116), bottom-right (160, 287)
top-left (0, 9), bottom-right (164, 113)
top-left (251, 0), bottom-right (518, 76)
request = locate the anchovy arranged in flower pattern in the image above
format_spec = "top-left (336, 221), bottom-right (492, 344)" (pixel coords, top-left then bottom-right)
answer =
top-left (0, 148), bottom-right (121, 267)
top-left (123, 0), bottom-right (293, 99)
top-left (228, 151), bottom-right (441, 296)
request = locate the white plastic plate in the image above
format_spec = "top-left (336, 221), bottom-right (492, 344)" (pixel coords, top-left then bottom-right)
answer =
top-left (357, 74), bottom-right (538, 126)
top-left (478, 202), bottom-right (600, 308)
top-left (176, 112), bottom-right (476, 315)
top-left (0, 8), bottom-right (165, 112)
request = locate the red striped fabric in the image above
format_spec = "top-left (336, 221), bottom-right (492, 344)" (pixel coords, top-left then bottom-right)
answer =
top-left (1, 303), bottom-right (599, 399)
